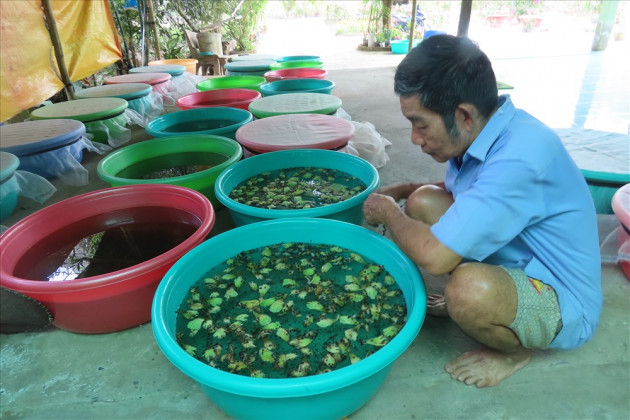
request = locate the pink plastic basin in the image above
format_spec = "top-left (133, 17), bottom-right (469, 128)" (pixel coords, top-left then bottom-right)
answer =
top-left (176, 89), bottom-right (261, 111)
top-left (263, 68), bottom-right (328, 83)
top-left (611, 184), bottom-right (630, 280)
top-left (0, 184), bottom-right (215, 334)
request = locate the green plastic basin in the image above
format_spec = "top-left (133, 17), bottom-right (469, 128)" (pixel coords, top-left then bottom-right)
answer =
top-left (97, 135), bottom-right (242, 207)
top-left (196, 76), bottom-right (266, 92)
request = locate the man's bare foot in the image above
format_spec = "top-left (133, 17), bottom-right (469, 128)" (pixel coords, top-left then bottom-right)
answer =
top-left (426, 294), bottom-right (449, 317)
top-left (445, 348), bottom-right (531, 388)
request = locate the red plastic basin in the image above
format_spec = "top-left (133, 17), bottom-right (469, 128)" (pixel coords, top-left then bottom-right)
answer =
top-left (176, 88), bottom-right (261, 111)
top-left (0, 184), bottom-right (215, 334)
top-left (263, 68), bottom-right (328, 83)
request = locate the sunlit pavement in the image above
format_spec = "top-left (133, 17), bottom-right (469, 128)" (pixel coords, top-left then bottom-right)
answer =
top-left (257, 17), bottom-right (629, 134)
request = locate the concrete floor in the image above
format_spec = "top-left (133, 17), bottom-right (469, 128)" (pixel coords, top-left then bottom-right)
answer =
top-left (2, 20), bottom-right (629, 420)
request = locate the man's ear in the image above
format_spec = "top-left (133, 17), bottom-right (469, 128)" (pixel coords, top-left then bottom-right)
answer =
top-left (455, 103), bottom-right (478, 132)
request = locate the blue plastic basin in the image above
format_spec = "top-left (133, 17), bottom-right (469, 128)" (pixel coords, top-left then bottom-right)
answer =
top-left (152, 217), bottom-right (426, 420)
top-left (146, 107), bottom-right (253, 139)
top-left (215, 149), bottom-right (379, 226)
top-left (260, 78), bottom-right (335, 96)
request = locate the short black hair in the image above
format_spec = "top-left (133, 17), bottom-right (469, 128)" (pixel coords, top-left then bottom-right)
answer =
top-left (394, 35), bottom-right (498, 132)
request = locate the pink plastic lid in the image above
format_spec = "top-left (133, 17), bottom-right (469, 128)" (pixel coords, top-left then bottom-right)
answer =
top-left (235, 113), bottom-right (355, 154)
top-left (105, 72), bottom-right (171, 86)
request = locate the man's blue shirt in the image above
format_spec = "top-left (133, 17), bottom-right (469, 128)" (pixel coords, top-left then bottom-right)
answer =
top-left (431, 95), bottom-right (602, 350)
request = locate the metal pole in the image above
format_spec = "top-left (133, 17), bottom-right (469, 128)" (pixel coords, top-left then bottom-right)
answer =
top-left (457, 0), bottom-right (473, 38)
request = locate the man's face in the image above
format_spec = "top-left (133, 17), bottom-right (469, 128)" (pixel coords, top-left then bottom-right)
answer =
top-left (399, 95), bottom-right (465, 163)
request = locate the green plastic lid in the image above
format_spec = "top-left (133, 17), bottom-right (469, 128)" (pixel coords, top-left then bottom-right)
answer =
top-left (75, 83), bottom-right (153, 100)
top-left (248, 93), bottom-right (342, 118)
top-left (30, 98), bottom-right (128, 123)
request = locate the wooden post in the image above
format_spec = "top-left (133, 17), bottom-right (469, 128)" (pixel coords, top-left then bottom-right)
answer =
top-left (41, 0), bottom-right (75, 100)
top-left (457, 0), bottom-right (473, 38)
top-left (146, 0), bottom-right (161, 60)
top-left (408, 0), bottom-right (417, 53)
top-left (591, 0), bottom-right (619, 51)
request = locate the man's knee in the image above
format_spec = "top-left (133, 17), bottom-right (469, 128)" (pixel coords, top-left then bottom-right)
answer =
top-left (405, 184), bottom-right (453, 225)
top-left (444, 263), bottom-right (494, 322)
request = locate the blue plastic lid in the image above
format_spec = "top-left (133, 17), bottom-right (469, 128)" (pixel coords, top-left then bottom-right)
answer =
top-left (199, 51), bottom-right (215, 56)
top-left (224, 60), bottom-right (275, 72)
top-left (0, 119), bottom-right (86, 156)
top-left (75, 83), bottom-right (153, 100)
top-left (0, 151), bottom-right (20, 182)
top-left (130, 65), bottom-right (185, 77)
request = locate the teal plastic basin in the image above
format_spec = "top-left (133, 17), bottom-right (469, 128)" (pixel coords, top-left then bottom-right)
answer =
top-left (152, 217), bottom-right (426, 420)
top-left (581, 169), bottom-right (630, 214)
top-left (215, 149), bottom-right (379, 226)
top-left (260, 79), bottom-right (335, 96)
top-left (97, 135), bottom-right (242, 207)
top-left (145, 107), bottom-right (253, 140)
top-left (275, 55), bottom-right (322, 63)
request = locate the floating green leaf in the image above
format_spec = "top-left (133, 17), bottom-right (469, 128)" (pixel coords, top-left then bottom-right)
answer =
top-left (213, 328), bottom-right (226, 338)
top-left (365, 286), bottom-right (378, 299)
top-left (316, 316), bottom-right (339, 328)
top-left (259, 348), bottom-right (275, 363)
top-left (345, 329), bottom-right (358, 341)
top-left (365, 335), bottom-right (388, 347)
top-left (383, 325), bottom-right (400, 337)
top-left (269, 298), bottom-right (284, 313)
top-left (257, 315), bottom-right (272, 327)
top-left (187, 318), bottom-right (203, 336)
top-left (323, 353), bottom-right (336, 366)
top-left (276, 327), bottom-right (290, 342)
top-left (306, 301), bottom-right (325, 311)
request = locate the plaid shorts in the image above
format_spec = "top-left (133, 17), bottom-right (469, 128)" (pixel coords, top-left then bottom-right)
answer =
top-left (502, 267), bottom-right (563, 350)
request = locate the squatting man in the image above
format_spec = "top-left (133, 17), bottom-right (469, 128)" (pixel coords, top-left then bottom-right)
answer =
top-left (362, 34), bottom-right (602, 388)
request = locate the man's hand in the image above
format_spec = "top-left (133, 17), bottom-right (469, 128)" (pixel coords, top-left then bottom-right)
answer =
top-left (363, 193), bottom-right (401, 226)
